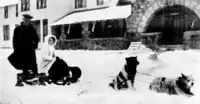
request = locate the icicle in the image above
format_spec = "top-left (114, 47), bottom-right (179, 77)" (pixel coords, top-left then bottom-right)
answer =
top-left (67, 24), bottom-right (71, 34)
top-left (92, 21), bottom-right (96, 32)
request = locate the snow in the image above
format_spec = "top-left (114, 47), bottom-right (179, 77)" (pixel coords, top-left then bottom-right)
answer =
top-left (0, 48), bottom-right (200, 104)
top-left (0, 0), bottom-right (18, 7)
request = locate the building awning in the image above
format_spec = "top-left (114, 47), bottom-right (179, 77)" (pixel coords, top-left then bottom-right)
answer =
top-left (50, 5), bottom-right (131, 26)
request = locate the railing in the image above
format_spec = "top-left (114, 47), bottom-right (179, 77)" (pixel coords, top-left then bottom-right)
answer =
top-left (55, 37), bottom-right (132, 50)
top-left (140, 32), bottom-right (161, 50)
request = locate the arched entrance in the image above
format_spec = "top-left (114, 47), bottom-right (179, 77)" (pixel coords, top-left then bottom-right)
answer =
top-left (136, 0), bottom-right (200, 45)
top-left (145, 5), bottom-right (199, 45)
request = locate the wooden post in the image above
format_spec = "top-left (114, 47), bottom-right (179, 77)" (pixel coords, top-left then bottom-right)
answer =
top-left (92, 21), bottom-right (96, 32)
top-left (40, 19), bottom-right (43, 43)
top-left (67, 24), bottom-right (71, 34)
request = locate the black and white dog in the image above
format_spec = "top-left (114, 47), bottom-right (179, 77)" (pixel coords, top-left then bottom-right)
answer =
top-left (109, 56), bottom-right (140, 91)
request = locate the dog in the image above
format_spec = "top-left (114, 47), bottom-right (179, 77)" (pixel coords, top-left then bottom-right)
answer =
top-left (149, 73), bottom-right (194, 97)
top-left (15, 57), bottom-right (82, 86)
top-left (49, 66), bottom-right (82, 85)
top-left (109, 56), bottom-right (140, 91)
top-left (68, 66), bottom-right (82, 83)
top-left (47, 57), bottom-right (71, 85)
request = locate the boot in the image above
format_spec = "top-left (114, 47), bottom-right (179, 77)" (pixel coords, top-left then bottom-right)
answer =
top-left (23, 71), bottom-right (39, 86)
top-left (26, 70), bottom-right (38, 80)
top-left (38, 73), bottom-right (46, 86)
top-left (15, 74), bottom-right (24, 87)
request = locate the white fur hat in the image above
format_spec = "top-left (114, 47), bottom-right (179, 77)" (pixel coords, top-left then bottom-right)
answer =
top-left (44, 35), bottom-right (57, 47)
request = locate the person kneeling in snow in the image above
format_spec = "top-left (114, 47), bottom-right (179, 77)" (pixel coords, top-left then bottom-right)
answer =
top-left (38, 35), bottom-right (71, 85)
top-left (36, 35), bottom-right (57, 85)
top-left (38, 35), bottom-right (57, 76)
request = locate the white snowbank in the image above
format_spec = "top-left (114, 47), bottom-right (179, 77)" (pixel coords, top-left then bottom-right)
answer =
top-left (0, 49), bottom-right (200, 104)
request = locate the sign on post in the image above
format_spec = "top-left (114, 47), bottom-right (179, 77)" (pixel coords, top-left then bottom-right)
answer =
top-left (128, 42), bottom-right (142, 50)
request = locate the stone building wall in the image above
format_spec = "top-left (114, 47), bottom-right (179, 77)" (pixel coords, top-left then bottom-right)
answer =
top-left (56, 0), bottom-right (200, 50)
top-left (126, 0), bottom-right (200, 34)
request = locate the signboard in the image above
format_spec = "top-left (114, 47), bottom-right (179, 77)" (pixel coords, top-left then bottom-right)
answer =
top-left (128, 42), bottom-right (141, 50)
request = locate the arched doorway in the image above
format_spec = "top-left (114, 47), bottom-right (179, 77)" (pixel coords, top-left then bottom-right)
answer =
top-left (145, 5), bottom-right (199, 45)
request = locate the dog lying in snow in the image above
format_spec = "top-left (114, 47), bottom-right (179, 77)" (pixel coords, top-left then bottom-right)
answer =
top-left (48, 65), bottom-right (82, 85)
top-left (149, 73), bottom-right (194, 97)
top-left (109, 56), bottom-right (140, 91)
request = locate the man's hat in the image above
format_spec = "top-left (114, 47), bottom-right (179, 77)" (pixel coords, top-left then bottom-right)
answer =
top-left (22, 14), bottom-right (33, 19)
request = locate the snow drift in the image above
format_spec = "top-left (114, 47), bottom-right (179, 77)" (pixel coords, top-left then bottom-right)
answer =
top-left (0, 49), bottom-right (200, 104)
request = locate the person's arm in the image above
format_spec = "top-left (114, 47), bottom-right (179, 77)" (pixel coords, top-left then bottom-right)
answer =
top-left (32, 27), bottom-right (39, 49)
top-left (40, 44), bottom-right (55, 61)
top-left (13, 27), bottom-right (21, 50)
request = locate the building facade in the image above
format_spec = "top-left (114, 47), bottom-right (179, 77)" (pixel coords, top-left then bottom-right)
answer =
top-left (0, 0), bottom-right (118, 48)
top-left (50, 0), bottom-right (131, 50)
top-left (2, 0), bottom-right (199, 49)
top-left (51, 0), bottom-right (200, 50)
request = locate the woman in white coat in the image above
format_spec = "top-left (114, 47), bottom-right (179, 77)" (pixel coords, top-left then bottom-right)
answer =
top-left (38, 35), bottom-right (81, 85)
top-left (38, 35), bottom-right (57, 76)
top-left (38, 35), bottom-right (71, 85)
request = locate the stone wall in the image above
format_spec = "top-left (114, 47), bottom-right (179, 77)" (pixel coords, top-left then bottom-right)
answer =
top-left (125, 0), bottom-right (200, 34)
top-left (183, 31), bottom-right (200, 49)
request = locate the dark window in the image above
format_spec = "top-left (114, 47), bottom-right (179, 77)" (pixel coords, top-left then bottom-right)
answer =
top-left (21, 0), bottom-right (30, 12)
top-left (75, 0), bottom-right (86, 9)
top-left (51, 25), bottom-right (61, 39)
top-left (67, 24), bottom-right (82, 39)
top-left (16, 4), bottom-right (18, 17)
top-left (97, 0), bottom-right (103, 6)
top-left (3, 25), bottom-right (10, 41)
top-left (32, 20), bottom-right (41, 41)
top-left (37, 0), bottom-right (47, 9)
top-left (43, 19), bottom-right (48, 41)
top-left (4, 6), bottom-right (8, 18)
top-left (92, 19), bottom-right (126, 38)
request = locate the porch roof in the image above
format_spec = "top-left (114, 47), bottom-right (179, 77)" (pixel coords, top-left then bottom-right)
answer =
top-left (50, 5), bottom-right (131, 26)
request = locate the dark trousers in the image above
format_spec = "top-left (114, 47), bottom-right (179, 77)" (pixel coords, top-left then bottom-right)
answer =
top-left (16, 50), bottom-right (38, 75)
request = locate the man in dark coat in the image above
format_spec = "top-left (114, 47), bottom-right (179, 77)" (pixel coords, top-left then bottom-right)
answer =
top-left (8, 14), bottom-right (39, 86)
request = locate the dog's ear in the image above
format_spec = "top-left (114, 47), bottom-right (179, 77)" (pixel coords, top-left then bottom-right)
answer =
top-left (181, 73), bottom-right (187, 78)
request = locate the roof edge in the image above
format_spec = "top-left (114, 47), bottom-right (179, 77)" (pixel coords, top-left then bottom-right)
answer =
top-left (52, 6), bottom-right (110, 25)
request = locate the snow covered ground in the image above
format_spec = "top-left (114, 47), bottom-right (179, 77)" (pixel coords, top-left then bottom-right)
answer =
top-left (0, 48), bottom-right (200, 104)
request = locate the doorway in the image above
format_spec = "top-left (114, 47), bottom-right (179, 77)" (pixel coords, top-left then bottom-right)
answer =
top-left (145, 5), bottom-right (199, 45)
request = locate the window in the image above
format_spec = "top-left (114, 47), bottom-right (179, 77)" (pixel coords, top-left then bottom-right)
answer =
top-left (43, 19), bottom-right (48, 41)
top-left (92, 19), bottom-right (126, 38)
top-left (37, 0), bottom-right (47, 9)
top-left (66, 24), bottom-right (82, 39)
top-left (21, 0), bottom-right (30, 12)
top-left (16, 4), bottom-right (18, 17)
top-left (75, 0), bottom-right (86, 9)
top-left (32, 20), bottom-right (41, 41)
top-left (4, 6), bottom-right (8, 19)
top-left (3, 25), bottom-right (10, 41)
top-left (97, 0), bottom-right (104, 6)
